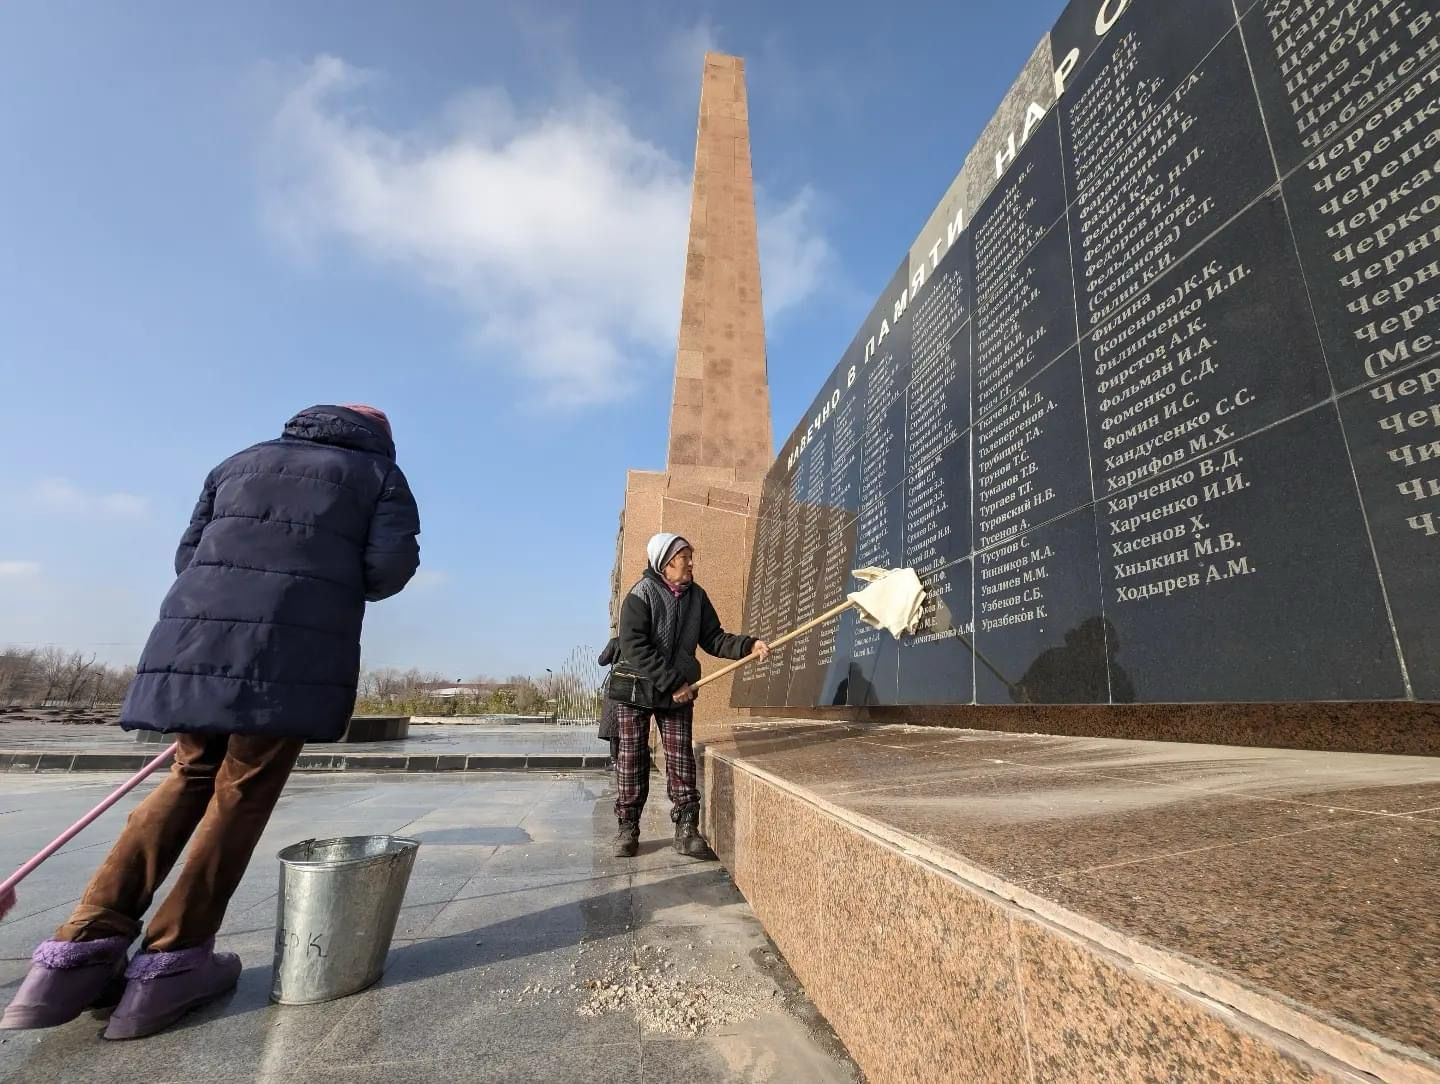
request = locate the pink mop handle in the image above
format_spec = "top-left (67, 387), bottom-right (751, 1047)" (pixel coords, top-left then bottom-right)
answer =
top-left (0, 741), bottom-right (179, 898)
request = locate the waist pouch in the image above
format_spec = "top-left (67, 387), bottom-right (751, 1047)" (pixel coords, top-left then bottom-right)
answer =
top-left (605, 664), bottom-right (657, 706)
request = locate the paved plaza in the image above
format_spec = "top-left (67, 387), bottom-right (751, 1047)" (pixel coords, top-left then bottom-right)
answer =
top-left (0, 771), bottom-right (861, 1083)
top-left (0, 720), bottom-right (605, 757)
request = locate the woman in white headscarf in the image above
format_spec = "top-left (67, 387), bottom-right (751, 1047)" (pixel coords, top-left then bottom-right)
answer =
top-left (607, 533), bottom-right (768, 858)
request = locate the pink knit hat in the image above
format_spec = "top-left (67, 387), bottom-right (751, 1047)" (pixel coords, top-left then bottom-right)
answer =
top-left (342, 404), bottom-right (391, 437)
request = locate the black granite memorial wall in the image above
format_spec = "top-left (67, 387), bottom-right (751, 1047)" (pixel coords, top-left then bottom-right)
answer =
top-left (734, 0), bottom-right (1440, 708)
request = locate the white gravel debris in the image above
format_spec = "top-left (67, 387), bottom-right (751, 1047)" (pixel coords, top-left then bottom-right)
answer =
top-left (491, 939), bottom-right (773, 1037)
top-left (574, 940), bottom-right (771, 1036)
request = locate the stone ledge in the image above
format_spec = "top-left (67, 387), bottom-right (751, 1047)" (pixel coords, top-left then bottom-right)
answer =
top-left (750, 702), bottom-right (1440, 757)
top-left (701, 722), bottom-right (1440, 1084)
top-left (135, 715), bottom-right (412, 743)
top-left (0, 750), bottom-right (612, 774)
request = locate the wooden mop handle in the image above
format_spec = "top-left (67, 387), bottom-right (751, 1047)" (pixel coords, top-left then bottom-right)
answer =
top-left (693, 598), bottom-right (856, 691)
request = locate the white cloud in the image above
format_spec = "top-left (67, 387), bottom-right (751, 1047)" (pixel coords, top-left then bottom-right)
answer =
top-left (660, 19), bottom-right (723, 93)
top-left (260, 55), bottom-right (833, 408)
top-left (30, 479), bottom-right (147, 519)
top-left (0, 561), bottom-right (41, 579)
top-left (758, 185), bottom-right (834, 316)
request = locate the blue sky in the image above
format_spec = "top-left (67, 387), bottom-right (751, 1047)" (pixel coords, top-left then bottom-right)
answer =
top-left (0, 0), bottom-right (1060, 678)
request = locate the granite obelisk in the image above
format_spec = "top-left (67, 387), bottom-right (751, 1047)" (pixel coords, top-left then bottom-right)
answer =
top-left (611, 52), bottom-right (773, 737)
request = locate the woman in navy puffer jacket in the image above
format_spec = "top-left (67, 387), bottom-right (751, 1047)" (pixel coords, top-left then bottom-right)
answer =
top-left (122, 403), bottom-right (420, 738)
top-left (1, 404), bottom-right (420, 1042)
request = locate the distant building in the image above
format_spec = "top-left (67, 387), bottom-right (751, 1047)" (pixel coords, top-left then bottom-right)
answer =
top-left (417, 681), bottom-right (519, 700)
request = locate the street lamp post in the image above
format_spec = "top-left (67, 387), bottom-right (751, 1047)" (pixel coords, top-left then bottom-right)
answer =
top-left (544, 668), bottom-right (558, 724)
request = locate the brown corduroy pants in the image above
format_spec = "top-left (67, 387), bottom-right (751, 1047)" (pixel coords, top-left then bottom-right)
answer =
top-left (54, 732), bottom-right (303, 952)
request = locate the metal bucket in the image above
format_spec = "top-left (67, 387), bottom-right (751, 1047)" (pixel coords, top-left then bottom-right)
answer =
top-left (270, 835), bottom-right (420, 1005)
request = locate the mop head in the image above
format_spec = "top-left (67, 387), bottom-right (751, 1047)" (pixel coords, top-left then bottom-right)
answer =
top-left (848, 567), bottom-right (928, 638)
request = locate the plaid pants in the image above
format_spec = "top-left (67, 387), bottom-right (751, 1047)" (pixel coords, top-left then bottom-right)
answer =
top-left (613, 702), bottom-right (698, 823)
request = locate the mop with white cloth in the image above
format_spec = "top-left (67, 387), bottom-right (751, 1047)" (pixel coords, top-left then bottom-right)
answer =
top-left (693, 566), bottom-right (929, 692)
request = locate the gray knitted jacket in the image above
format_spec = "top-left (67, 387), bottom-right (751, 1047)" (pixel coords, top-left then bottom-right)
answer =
top-left (615, 570), bottom-right (754, 710)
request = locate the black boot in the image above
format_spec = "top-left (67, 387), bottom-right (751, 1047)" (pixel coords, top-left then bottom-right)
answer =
top-left (673, 809), bottom-right (711, 859)
top-left (613, 817), bottom-right (640, 858)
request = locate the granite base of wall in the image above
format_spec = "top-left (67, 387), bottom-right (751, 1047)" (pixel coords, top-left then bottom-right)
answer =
top-left (703, 735), bottom-right (1440, 1084)
top-left (744, 701), bottom-right (1440, 757)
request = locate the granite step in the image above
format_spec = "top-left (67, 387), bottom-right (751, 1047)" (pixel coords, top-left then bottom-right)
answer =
top-left (700, 721), bottom-right (1440, 1084)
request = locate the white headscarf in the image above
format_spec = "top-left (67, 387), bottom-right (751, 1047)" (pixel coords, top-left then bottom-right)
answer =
top-left (646, 532), bottom-right (692, 576)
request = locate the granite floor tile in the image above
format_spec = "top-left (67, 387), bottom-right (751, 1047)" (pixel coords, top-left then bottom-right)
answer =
top-left (845, 725), bottom-right (989, 748)
top-left (1039, 817), bottom-right (1440, 1061)
top-left (304, 959), bottom-right (636, 1066)
top-left (1095, 763), bottom-right (1440, 817)
top-left (0, 897), bottom-right (81, 961)
top-left (379, 862), bottom-right (482, 909)
top-left (387, 899), bottom-right (451, 941)
top-left (626, 836), bottom-right (708, 876)
top-left (1014, 917), bottom-right (1338, 1083)
top-left (520, 814), bottom-right (618, 845)
top-left (707, 725), bottom-right (863, 758)
top-left (642, 1028), bottom-right (862, 1083)
top-left (421, 869), bottom-right (634, 939)
top-left (630, 865), bottom-right (754, 928)
top-left (626, 922), bottom-right (781, 1039)
top-left (0, 793), bottom-right (149, 842)
top-left (829, 767), bottom-right (1359, 882)
top-left (0, 930), bottom-right (353, 1084)
top-left (0, 843), bottom-right (126, 929)
top-left (478, 838), bottom-right (615, 877)
top-left (1284, 780), bottom-right (1440, 819)
top-left (819, 750), bottom-right (1070, 800)
top-left (261, 1043), bottom-right (643, 1083)
top-left (0, 957), bottom-right (29, 988)
top-left (324, 926), bottom-right (632, 1008)
top-left (631, 801), bottom-right (730, 872)
top-left (719, 736), bottom-right (999, 797)
top-left (990, 737), bottom-right (1440, 777)
top-left (400, 815), bottom-right (534, 848)
top-left (451, 858), bottom-right (625, 892)
top-left (709, 722), bottom-right (850, 754)
top-left (0, 959), bottom-right (32, 1084)
top-left (1275, 780), bottom-right (1440, 820)
top-left (0, 771), bottom-right (860, 1084)
top-left (218, 892), bottom-right (280, 937)
top-left (855, 727), bottom-right (1074, 761)
top-left (631, 919), bottom-right (770, 961)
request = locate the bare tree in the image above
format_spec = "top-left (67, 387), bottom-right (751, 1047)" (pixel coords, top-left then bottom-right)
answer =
top-left (93, 664), bottom-right (136, 707)
top-left (0, 647), bottom-right (135, 709)
top-left (59, 653), bottom-right (100, 705)
top-left (0, 649), bottom-right (38, 705)
top-left (35, 647), bottom-right (71, 705)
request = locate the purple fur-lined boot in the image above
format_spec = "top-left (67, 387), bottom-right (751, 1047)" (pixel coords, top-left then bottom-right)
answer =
top-left (103, 939), bottom-right (241, 1041)
top-left (0, 937), bottom-right (130, 1030)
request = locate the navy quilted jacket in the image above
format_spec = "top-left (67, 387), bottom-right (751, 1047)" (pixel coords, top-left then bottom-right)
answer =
top-left (120, 405), bottom-right (421, 740)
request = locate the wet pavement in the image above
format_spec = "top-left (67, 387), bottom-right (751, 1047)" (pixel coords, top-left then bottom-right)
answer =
top-left (0, 772), bottom-right (861, 1083)
top-left (0, 721), bottom-right (606, 757)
